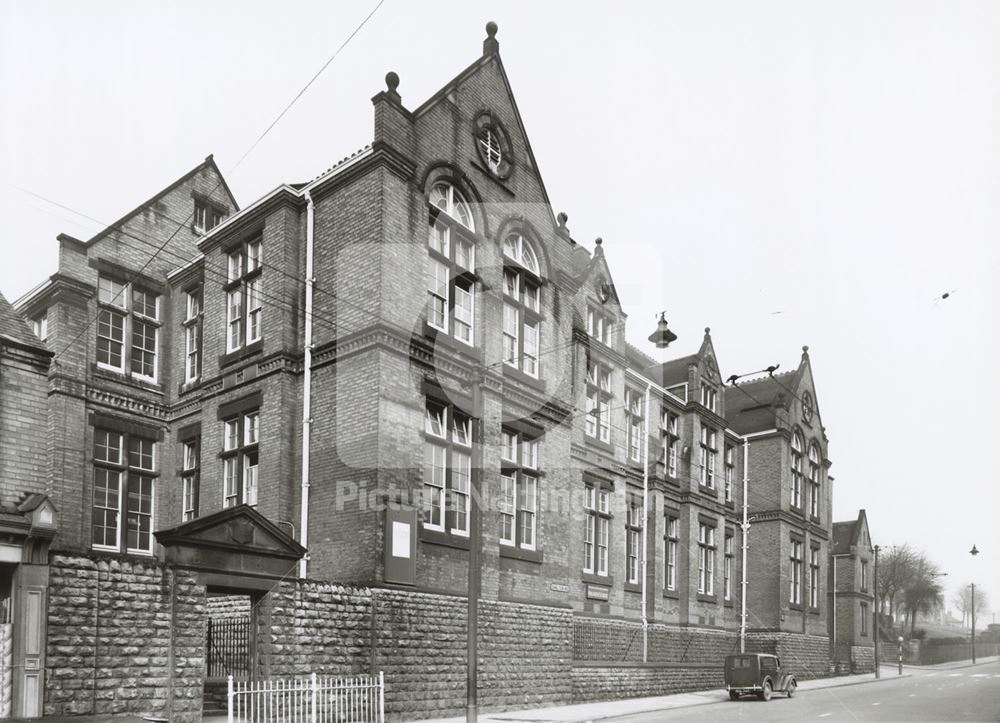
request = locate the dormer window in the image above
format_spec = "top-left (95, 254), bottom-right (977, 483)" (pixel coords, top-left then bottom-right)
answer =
top-left (587, 307), bottom-right (611, 345)
top-left (194, 199), bottom-right (225, 234)
top-left (700, 382), bottom-right (717, 413)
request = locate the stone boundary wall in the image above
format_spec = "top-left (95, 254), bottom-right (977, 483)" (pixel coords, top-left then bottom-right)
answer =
top-left (265, 581), bottom-right (574, 721)
top-left (851, 645), bottom-right (875, 673)
top-left (574, 617), bottom-right (741, 663)
top-left (44, 554), bottom-right (205, 723)
top-left (206, 593), bottom-right (251, 620)
top-left (571, 664), bottom-right (723, 703)
top-left (746, 631), bottom-right (832, 679)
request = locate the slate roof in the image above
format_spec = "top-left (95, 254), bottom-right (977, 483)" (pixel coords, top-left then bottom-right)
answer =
top-left (724, 371), bottom-right (797, 434)
top-left (0, 291), bottom-right (45, 351)
top-left (832, 520), bottom-right (858, 555)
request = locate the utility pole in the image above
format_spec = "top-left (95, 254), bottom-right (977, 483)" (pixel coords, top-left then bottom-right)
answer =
top-left (739, 436), bottom-right (749, 653)
top-left (873, 545), bottom-right (880, 678)
top-left (467, 377), bottom-right (484, 723)
top-left (970, 582), bottom-right (976, 665)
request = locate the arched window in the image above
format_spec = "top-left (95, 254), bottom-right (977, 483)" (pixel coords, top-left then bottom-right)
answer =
top-left (501, 233), bottom-right (542, 378)
top-left (426, 182), bottom-right (476, 345)
top-left (808, 442), bottom-right (821, 519)
top-left (790, 431), bottom-right (804, 509)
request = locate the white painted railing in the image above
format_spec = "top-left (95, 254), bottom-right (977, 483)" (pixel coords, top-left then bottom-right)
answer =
top-left (228, 671), bottom-right (384, 723)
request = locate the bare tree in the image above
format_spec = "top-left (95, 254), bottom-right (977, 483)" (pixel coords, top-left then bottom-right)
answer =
top-left (953, 586), bottom-right (990, 628)
top-left (877, 544), bottom-right (917, 623)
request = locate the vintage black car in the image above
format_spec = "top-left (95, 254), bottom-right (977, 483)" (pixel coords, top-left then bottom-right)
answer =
top-left (724, 653), bottom-right (797, 701)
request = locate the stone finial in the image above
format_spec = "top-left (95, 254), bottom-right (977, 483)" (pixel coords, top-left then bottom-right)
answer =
top-left (704, 327), bottom-right (711, 335)
top-left (802, 345), bottom-right (809, 354)
top-left (484, 21), bottom-right (500, 55)
top-left (384, 71), bottom-right (400, 102)
top-left (557, 211), bottom-right (568, 228)
top-left (594, 237), bottom-right (604, 256)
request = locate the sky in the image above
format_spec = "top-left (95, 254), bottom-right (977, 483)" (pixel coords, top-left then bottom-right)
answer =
top-left (1, 1), bottom-right (998, 617)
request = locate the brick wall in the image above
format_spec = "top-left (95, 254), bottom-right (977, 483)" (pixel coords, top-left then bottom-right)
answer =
top-left (0, 344), bottom-right (49, 507)
top-left (44, 554), bottom-right (205, 723)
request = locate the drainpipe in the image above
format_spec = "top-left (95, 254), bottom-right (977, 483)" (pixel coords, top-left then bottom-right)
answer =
top-left (740, 436), bottom-right (749, 653)
top-left (642, 382), bottom-right (651, 663)
top-left (299, 191), bottom-right (315, 579)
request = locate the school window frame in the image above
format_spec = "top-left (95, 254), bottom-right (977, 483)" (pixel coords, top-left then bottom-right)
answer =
top-left (427, 182), bottom-right (477, 346)
top-left (225, 235), bottom-right (263, 353)
top-left (501, 234), bottom-right (542, 377)
top-left (791, 431), bottom-right (804, 509)
top-left (664, 515), bottom-right (679, 591)
top-left (499, 427), bottom-right (540, 550)
top-left (222, 409), bottom-right (260, 508)
top-left (583, 482), bottom-right (611, 576)
top-left (625, 491), bottom-right (643, 584)
top-left (810, 546), bottom-right (821, 608)
top-left (585, 358), bottom-right (612, 444)
top-left (808, 442), bottom-right (821, 518)
top-left (423, 400), bottom-right (472, 536)
top-left (92, 428), bottom-right (156, 555)
top-left (860, 602), bottom-right (869, 636)
top-left (699, 426), bottom-right (717, 489)
top-left (96, 275), bottom-right (161, 383)
top-left (183, 288), bottom-right (202, 383)
top-left (661, 410), bottom-right (679, 478)
top-left (586, 306), bottom-right (611, 345)
top-left (625, 388), bottom-right (645, 463)
top-left (180, 437), bottom-right (200, 522)
top-left (193, 198), bottom-right (226, 234)
top-left (700, 382), bottom-right (717, 413)
top-left (790, 538), bottom-right (804, 605)
top-left (698, 522), bottom-right (716, 595)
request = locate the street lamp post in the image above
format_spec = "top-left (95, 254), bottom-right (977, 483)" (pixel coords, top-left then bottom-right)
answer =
top-left (873, 544), bottom-right (880, 678)
top-left (970, 544), bottom-right (979, 666)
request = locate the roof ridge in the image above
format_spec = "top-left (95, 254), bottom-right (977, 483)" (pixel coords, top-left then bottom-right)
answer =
top-left (309, 145), bottom-right (373, 183)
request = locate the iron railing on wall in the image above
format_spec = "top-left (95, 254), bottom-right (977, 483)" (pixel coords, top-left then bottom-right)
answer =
top-left (228, 672), bottom-right (384, 723)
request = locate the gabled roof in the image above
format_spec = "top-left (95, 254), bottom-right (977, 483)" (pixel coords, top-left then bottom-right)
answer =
top-left (85, 155), bottom-right (238, 247)
top-left (724, 371), bottom-right (797, 434)
top-left (413, 26), bottom-right (555, 223)
top-left (0, 291), bottom-right (47, 352)
top-left (832, 509), bottom-right (869, 555)
top-left (660, 354), bottom-right (698, 387)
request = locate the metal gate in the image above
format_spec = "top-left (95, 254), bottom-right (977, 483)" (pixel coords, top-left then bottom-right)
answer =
top-left (207, 615), bottom-right (251, 679)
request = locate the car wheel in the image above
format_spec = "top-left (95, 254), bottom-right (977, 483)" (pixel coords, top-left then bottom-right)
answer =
top-left (759, 680), bottom-right (772, 701)
top-left (787, 680), bottom-right (796, 698)
top-left (729, 691), bottom-right (740, 701)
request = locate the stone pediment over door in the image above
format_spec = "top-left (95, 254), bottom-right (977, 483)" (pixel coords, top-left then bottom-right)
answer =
top-left (154, 505), bottom-right (306, 588)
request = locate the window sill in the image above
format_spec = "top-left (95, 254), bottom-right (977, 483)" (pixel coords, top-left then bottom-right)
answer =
top-left (418, 526), bottom-right (470, 551)
top-left (583, 436), bottom-right (614, 455)
top-left (581, 571), bottom-right (613, 586)
top-left (662, 589), bottom-right (679, 600)
top-left (499, 545), bottom-right (543, 564)
top-left (179, 378), bottom-right (201, 395)
top-left (724, 599), bottom-right (735, 608)
top-left (624, 582), bottom-right (642, 594)
top-left (422, 323), bottom-right (481, 358)
top-left (789, 603), bottom-right (805, 612)
top-left (91, 364), bottom-right (164, 395)
top-left (809, 606), bottom-right (821, 616)
top-left (219, 340), bottom-right (263, 369)
top-left (696, 593), bottom-right (717, 604)
top-left (501, 363), bottom-right (545, 391)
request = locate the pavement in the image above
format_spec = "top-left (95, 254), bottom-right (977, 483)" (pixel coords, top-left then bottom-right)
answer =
top-left (408, 656), bottom-right (1000, 723)
top-left (10, 657), bottom-right (996, 723)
